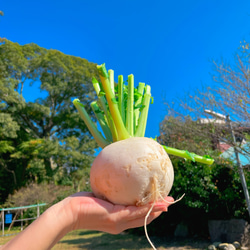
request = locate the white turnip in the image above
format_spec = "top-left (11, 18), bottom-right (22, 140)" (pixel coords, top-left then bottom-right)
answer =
top-left (73, 63), bottom-right (214, 249)
top-left (90, 137), bottom-right (174, 206)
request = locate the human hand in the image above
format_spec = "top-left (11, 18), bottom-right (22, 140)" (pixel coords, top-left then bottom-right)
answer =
top-left (61, 192), bottom-right (174, 235)
top-left (1, 192), bottom-right (174, 250)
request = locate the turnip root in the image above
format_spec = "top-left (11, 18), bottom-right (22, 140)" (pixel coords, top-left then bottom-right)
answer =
top-left (90, 137), bottom-right (174, 206)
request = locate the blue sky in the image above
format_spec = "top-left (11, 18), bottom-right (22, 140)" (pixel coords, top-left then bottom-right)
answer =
top-left (1, 0), bottom-right (250, 138)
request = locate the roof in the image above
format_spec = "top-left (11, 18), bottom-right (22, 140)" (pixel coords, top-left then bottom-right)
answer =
top-left (220, 142), bottom-right (250, 166)
top-left (219, 143), bottom-right (231, 152)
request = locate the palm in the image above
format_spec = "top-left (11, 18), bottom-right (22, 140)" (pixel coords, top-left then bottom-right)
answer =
top-left (68, 192), bottom-right (173, 234)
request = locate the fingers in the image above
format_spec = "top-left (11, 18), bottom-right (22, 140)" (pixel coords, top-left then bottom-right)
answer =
top-left (114, 210), bottom-right (163, 233)
top-left (112, 201), bottom-right (171, 231)
top-left (124, 197), bottom-right (174, 220)
top-left (134, 211), bottom-right (162, 226)
top-left (155, 196), bottom-right (174, 212)
top-left (69, 193), bottom-right (174, 234)
top-left (118, 205), bottom-right (153, 221)
top-left (112, 197), bottom-right (175, 233)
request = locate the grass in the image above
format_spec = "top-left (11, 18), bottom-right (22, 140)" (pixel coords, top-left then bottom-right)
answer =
top-left (53, 230), bottom-right (152, 250)
top-left (0, 229), bottom-right (210, 249)
top-left (53, 230), bottom-right (210, 250)
top-left (0, 229), bottom-right (20, 246)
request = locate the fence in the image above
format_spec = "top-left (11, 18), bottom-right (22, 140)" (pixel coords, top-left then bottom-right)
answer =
top-left (0, 203), bottom-right (47, 236)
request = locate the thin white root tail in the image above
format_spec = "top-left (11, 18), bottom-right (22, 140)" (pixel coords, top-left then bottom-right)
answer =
top-left (159, 193), bottom-right (185, 204)
top-left (144, 202), bottom-right (157, 250)
top-left (144, 193), bottom-right (185, 250)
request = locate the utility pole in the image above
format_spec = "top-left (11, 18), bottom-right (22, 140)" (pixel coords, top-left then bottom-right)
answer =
top-left (205, 109), bottom-right (250, 218)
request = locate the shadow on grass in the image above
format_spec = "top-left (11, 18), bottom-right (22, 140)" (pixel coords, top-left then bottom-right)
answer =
top-left (55, 230), bottom-right (211, 250)
top-left (58, 231), bottom-right (150, 250)
top-left (77, 230), bottom-right (99, 236)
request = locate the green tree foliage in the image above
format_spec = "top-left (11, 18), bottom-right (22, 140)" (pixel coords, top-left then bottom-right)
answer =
top-left (159, 116), bottom-right (249, 219)
top-left (159, 41), bottom-right (250, 222)
top-left (3, 183), bottom-right (73, 226)
top-left (133, 126), bottom-right (249, 238)
top-left (3, 183), bottom-right (72, 208)
top-left (0, 39), bottom-right (98, 203)
top-left (169, 159), bottom-right (248, 219)
top-left (163, 41), bottom-right (250, 160)
top-left (159, 116), bottom-right (217, 156)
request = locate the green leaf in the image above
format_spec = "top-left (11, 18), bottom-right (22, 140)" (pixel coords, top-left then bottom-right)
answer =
top-left (111, 97), bottom-right (118, 104)
top-left (99, 91), bottom-right (106, 96)
top-left (185, 150), bottom-right (196, 162)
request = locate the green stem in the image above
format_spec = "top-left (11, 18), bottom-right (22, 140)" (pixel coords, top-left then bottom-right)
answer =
top-left (92, 77), bottom-right (101, 95)
top-left (73, 99), bottom-right (109, 148)
top-left (135, 85), bottom-right (151, 137)
top-left (108, 69), bottom-right (115, 94)
top-left (126, 74), bottom-right (134, 136)
top-left (134, 82), bottom-right (145, 128)
top-left (162, 145), bottom-right (214, 165)
top-left (97, 64), bottom-right (130, 141)
top-left (92, 77), bottom-right (118, 142)
top-left (118, 75), bottom-right (125, 124)
top-left (91, 101), bottom-right (113, 143)
top-left (73, 64), bottom-right (214, 165)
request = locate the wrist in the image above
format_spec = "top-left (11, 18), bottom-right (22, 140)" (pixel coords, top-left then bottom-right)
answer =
top-left (38, 197), bottom-right (78, 248)
top-left (49, 197), bottom-right (77, 235)
top-left (2, 197), bottom-right (77, 250)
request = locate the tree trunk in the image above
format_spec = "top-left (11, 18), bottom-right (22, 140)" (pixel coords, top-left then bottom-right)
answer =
top-left (44, 158), bottom-right (53, 177)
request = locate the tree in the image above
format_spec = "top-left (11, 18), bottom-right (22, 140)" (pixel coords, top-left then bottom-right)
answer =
top-left (158, 117), bottom-right (247, 217)
top-left (0, 111), bottom-right (20, 201)
top-left (159, 116), bottom-right (218, 156)
top-left (3, 183), bottom-right (72, 208)
top-left (0, 39), bottom-right (98, 202)
top-left (163, 41), bottom-right (250, 154)
top-left (160, 40), bottom-right (250, 220)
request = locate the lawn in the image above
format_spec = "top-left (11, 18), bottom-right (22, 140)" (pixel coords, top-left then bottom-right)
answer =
top-left (53, 230), bottom-right (151, 250)
top-left (0, 229), bottom-right (210, 249)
